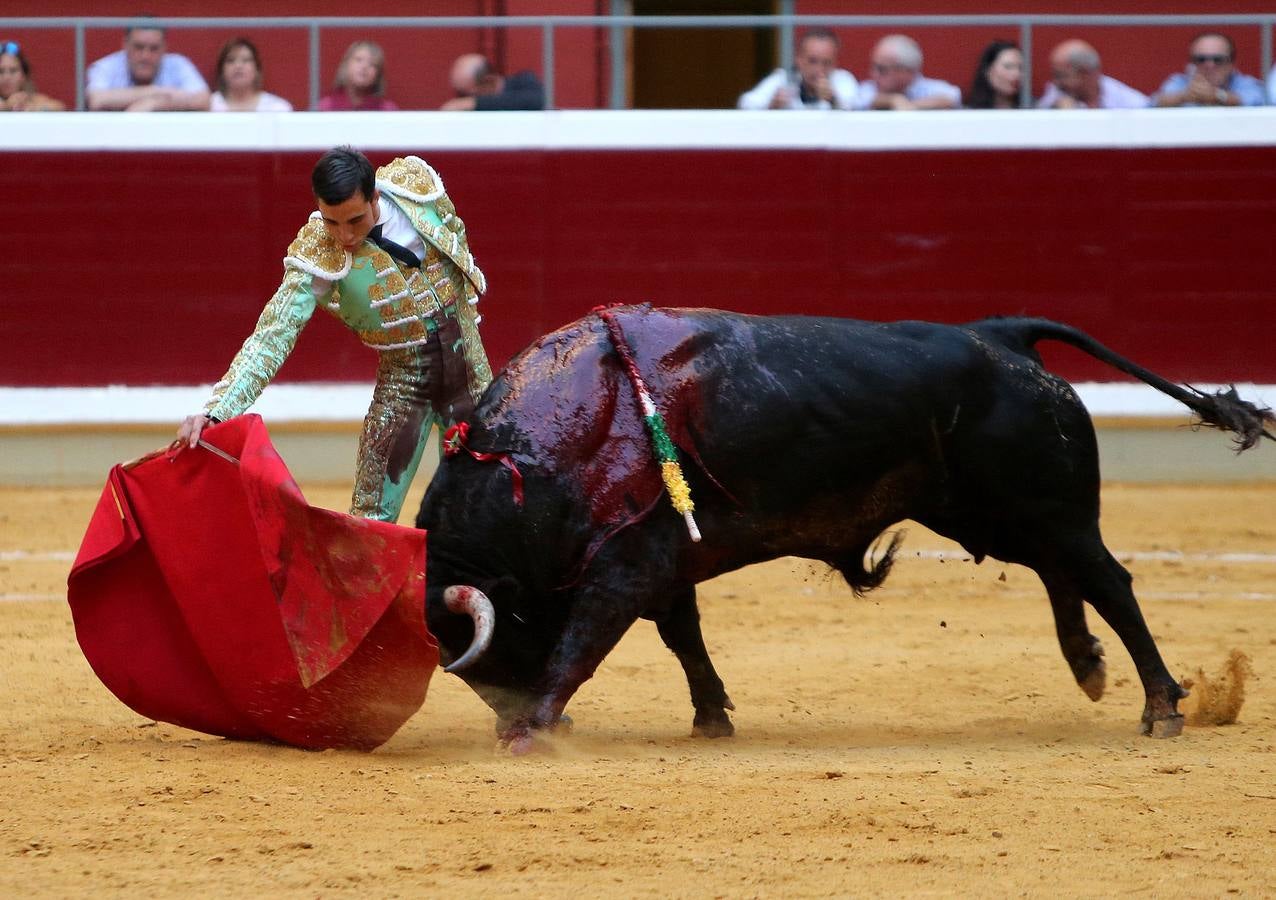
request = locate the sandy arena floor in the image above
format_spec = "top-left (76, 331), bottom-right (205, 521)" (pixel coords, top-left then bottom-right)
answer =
top-left (1, 481), bottom-right (1274, 897)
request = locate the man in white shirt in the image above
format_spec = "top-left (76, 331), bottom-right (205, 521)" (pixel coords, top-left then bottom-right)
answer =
top-left (1037, 39), bottom-right (1147, 110)
top-left (737, 28), bottom-right (857, 111)
top-left (86, 21), bottom-right (209, 111)
top-left (852, 34), bottom-right (961, 111)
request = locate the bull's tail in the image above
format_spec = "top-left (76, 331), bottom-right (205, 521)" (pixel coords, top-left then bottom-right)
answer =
top-left (836, 531), bottom-right (905, 597)
top-left (976, 318), bottom-right (1275, 452)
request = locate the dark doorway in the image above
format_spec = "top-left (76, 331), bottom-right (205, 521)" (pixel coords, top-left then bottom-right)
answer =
top-left (631, 0), bottom-right (778, 109)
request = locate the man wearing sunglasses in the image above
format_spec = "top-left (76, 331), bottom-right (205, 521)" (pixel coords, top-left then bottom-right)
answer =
top-left (1151, 33), bottom-right (1266, 108)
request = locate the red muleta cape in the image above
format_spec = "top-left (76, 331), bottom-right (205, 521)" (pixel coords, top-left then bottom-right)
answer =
top-left (66, 415), bottom-right (438, 751)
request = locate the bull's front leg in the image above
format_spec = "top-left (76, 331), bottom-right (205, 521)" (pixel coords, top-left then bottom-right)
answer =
top-left (500, 582), bottom-right (644, 754)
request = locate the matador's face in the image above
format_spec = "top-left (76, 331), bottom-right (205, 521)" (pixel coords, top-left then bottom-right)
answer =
top-left (317, 189), bottom-right (381, 252)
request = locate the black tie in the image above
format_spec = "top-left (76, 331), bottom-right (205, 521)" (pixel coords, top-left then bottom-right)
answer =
top-left (368, 223), bottom-right (422, 269)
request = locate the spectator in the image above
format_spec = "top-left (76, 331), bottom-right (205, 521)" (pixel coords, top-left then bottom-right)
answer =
top-left (737, 28), bottom-right (857, 111)
top-left (317, 41), bottom-right (398, 111)
top-left (0, 41), bottom-right (66, 111)
top-left (209, 38), bottom-right (292, 112)
top-left (442, 53), bottom-right (545, 111)
top-left (86, 20), bottom-right (209, 111)
top-left (967, 40), bottom-right (1024, 109)
top-left (853, 35), bottom-right (960, 110)
top-left (1151, 32), bottom-right (1265, 108)
top-left (1038, 40), bottom-right (1146, 109)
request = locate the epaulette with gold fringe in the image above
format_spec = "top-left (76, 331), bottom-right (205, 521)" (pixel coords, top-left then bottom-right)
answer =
top-left (283, 216), bottom-right (352, 279)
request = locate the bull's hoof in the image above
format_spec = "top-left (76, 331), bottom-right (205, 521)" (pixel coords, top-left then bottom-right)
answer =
top-left (497, 712), bottom-right (574, 754)
top-left (498, 725), bottom-right (554, 755)
top-left (1079, 659), bottom-right (1107, 702)
top-left (691, 710), bottom-right (734, 739)
top-left (505, 731), bottom-right (539, 756)
top-left (1070, 638), bottom-right (1106, 701)
top-left (496, 713), bottom-right (572, 738)
top-left (1142, 714), bottom-right (1185, 739)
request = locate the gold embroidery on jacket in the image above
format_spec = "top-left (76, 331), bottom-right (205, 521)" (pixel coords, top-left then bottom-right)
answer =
top-left (285, 219), bottom-right (348, 277)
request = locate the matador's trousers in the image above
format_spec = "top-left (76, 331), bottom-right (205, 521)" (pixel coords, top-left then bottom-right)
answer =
top-left (350, 314), bottom-right (475, 523)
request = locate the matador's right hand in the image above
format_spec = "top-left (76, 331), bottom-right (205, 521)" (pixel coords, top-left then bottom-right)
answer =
top-left (176, 413), bottom-right (211, 450)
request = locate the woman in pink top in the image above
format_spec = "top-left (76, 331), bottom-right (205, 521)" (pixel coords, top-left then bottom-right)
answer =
top-left (318, 40), bottom-right (399, 111)
top-left (209, 38), bottom-right (293, 112)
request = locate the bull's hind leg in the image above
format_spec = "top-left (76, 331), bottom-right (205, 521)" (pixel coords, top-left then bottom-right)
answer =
top-left (1039, 570), bottom-right (1108, 702)
top-left (1054, 541), bottom-right (1186, 737)
top-left (655, 586), bottom-right (735, 738)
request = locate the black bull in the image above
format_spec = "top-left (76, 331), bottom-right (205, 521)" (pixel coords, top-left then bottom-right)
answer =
top-left (418, 307), bottom-right (1272, 750)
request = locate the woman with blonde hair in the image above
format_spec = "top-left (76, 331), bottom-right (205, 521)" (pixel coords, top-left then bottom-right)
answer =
top-left (318, 40), bottom-right (398, 111)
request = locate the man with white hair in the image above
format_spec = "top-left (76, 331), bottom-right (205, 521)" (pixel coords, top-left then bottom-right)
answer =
top-left (1038, 39), bottom-right (1147, 109)
top-left (852, 34), bottom-right (960, 110)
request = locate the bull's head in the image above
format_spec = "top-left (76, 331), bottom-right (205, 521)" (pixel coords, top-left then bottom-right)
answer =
top-left (428, 571), bottom-right (575, 733)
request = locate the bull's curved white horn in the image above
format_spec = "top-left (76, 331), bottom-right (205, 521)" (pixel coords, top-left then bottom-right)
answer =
top-left (441, 585), bottom-right (495, 673)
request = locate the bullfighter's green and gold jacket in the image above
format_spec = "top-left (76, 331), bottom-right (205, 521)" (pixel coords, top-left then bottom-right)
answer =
top-left (204, 156), bottom-right (492, 422)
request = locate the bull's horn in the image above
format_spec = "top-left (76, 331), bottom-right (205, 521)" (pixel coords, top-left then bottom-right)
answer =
top-left (441, 585), bottom-right (495, 673)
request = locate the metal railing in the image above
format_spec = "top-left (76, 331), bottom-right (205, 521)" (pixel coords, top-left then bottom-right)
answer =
top-left (3, 13), bottom-right (1274, 111)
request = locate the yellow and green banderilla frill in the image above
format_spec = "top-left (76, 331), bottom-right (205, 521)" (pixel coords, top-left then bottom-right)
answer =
top-left (596, 306), bottom-right (701, 542)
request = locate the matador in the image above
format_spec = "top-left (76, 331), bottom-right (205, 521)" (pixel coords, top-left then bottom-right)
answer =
top-left (178, 147), bottom-right (492, 522)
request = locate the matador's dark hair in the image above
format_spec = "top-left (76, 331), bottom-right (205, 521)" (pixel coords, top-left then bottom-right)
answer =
top-left (311, 145), bottom-right (375, 204)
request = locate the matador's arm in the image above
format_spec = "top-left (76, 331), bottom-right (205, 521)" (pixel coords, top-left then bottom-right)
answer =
top-left (203, 267), bottom-right (322, 422)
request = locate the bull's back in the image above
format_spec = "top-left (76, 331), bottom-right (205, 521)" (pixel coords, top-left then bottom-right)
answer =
top-left (482, 309), bottom-right (1023, 505)
top-left (489, 308), bottom-right (992, 434)
top-left (679, 313), bottom-right (1004, 508)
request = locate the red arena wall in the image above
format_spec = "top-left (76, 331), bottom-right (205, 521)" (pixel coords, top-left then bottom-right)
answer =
top-left (2, 111), bottom-right (1274, 389)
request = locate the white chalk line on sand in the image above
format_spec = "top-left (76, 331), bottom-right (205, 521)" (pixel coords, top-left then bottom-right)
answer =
top-left (3, 550), bottom-right (76, 562)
